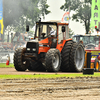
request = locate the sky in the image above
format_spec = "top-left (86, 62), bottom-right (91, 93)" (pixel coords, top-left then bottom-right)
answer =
top-left (44, 0), bottom-right (85, 35)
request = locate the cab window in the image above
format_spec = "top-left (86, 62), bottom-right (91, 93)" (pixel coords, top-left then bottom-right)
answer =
top-left (58, 26), bottom-right (63, 44)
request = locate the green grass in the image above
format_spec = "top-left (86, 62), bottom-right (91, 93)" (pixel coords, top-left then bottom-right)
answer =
top-left (0, 73), bottom-right (100, 79)
top-left (0, 63), bottom-right (100, 79)
top-left (0, 63), bottom-right (14, 68)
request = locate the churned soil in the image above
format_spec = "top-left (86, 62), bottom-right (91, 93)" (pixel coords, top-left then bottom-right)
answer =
top-left (0, 77), bottom-right (100, 100)
top-left (0, 68), bottom-right (100, 100)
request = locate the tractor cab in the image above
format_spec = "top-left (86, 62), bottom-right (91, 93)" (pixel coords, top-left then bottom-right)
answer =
top-left (72, 34), bottom-right (100, 50)
top-left (35, 22), bottom-right (57, 48)
top-left (34, 22), bottom-right (69, 43)
top-left (26, 21), bottom-right (70, 53)
top-left (35, 22), bottom-right (57, 40)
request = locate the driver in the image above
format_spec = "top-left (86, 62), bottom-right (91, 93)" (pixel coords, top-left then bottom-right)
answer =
top-left (85, 45), bottom-right (88, 49)
top-left (79, 40), bottom-right (83, 44)
top-left (79, 40), bottom-right (85, 47)
top-left (48, 27), bottom-right (56, 37)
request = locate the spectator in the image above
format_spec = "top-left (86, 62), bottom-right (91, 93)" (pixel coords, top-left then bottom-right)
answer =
top-left (13, 44), bottom-right (18, 51)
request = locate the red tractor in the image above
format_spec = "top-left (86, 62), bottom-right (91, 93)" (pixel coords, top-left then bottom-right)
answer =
top-left (14, 20), bottom-right (85, 72)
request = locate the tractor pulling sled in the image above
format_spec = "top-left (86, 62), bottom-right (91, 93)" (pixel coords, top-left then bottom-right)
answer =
top-left (14, 20), bottom-right (85, 72)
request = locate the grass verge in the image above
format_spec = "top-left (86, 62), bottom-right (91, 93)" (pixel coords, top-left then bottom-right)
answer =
top-left (0, 63), bottom-right (14, 68)
top-left (0, 73), bottom-right (100, 79)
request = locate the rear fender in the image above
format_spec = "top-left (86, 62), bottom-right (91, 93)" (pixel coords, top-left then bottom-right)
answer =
top-left (56, 39), bottom-right (72, 52)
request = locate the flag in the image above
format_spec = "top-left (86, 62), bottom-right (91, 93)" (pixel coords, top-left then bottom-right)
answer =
top-left (61, 10), bottom-right (70, 23)
top-left (0, 0), bottom-right (4, 34)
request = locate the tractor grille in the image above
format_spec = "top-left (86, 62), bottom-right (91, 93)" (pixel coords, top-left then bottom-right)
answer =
top-left (26, 42), bottom-right (39, 53)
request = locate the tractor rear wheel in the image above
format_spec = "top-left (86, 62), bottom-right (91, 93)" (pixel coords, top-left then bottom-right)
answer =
top-left (61, 41), bottom-right (73, 71)
top-left (14, 48), bottom-right (29, 71)
top-left (70, 43), bottom-right (85, 72)
top-left (28, 61), bottom-right (46, 71)
top-left (45, 49), bottom-right (61, 72)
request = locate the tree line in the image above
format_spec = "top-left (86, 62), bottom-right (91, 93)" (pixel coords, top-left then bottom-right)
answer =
top-left (1, 0), bottom-right (92, 42)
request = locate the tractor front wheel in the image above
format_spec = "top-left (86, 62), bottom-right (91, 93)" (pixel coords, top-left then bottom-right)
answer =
top-left (28, 61), bottom-right (46, 71)
top-left (45, 49), bottom-right (61, 72)
top-left (14, 48), bottom-right (29, 71)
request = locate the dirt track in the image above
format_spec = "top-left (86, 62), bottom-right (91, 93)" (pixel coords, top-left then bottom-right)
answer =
top-left (0, 68), bottom-right (80, 75)
top-left (0, 68), bottom-right (100, 100)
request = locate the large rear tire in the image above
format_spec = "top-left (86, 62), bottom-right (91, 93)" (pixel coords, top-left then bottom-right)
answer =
top-left (45, 49), bottom-right (61, 72)
top-left (70, 43), bottom-right (85, 72)
top-left (14, 48), bottom-right (29, 71)
top-left (61, 41), bottom-right (74, 72)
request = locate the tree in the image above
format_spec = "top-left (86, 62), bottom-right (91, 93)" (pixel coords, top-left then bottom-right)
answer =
top-left (3, 0), bottom-right (50, 31)
top-left (39, 0), bottom-right (51, 19)
top-left (60, 0), bottom-right (91, 34)
top-left (2, 0), bottom-right (50, 42)
top-left (69, 28), bottom-right (74, 38)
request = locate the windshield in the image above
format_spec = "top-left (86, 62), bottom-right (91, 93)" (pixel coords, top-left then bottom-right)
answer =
top-left (35, 24), bottom-right (57, 40)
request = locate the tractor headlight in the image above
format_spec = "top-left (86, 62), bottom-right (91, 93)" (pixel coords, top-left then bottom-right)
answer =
top-left (32, 48), bottom-right (36, 51)
top-left (27, 48), bottom-right (30, 51)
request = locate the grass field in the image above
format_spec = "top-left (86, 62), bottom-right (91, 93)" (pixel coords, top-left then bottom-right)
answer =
top-left (0, 63), bottom-right (14, 68)
top-left (0, 73), bottom-right (100, 79)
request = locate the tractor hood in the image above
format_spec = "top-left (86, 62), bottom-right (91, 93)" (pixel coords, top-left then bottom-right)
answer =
top-left (29, 37), bottom-right (49, 45)
top-left (39, 38), bottom-right (49, 44)
top-left (26, 37), bottom-right (50, 53)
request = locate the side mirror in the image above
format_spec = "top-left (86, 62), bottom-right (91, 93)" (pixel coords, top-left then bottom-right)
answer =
top-left (26, 25), bottom-right (29, 32)
top-left (62, 26), bottom-right (65, 32)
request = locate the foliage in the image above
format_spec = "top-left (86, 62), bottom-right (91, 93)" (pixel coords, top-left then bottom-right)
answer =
top-left (69, 28), bottom-right (75, 38)
top-left (39, 0), bottom-right (51, 19)
top-left (3, 0), bottom-right (51, 32)
top-left (60, 0), bottom-right (91, 34)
